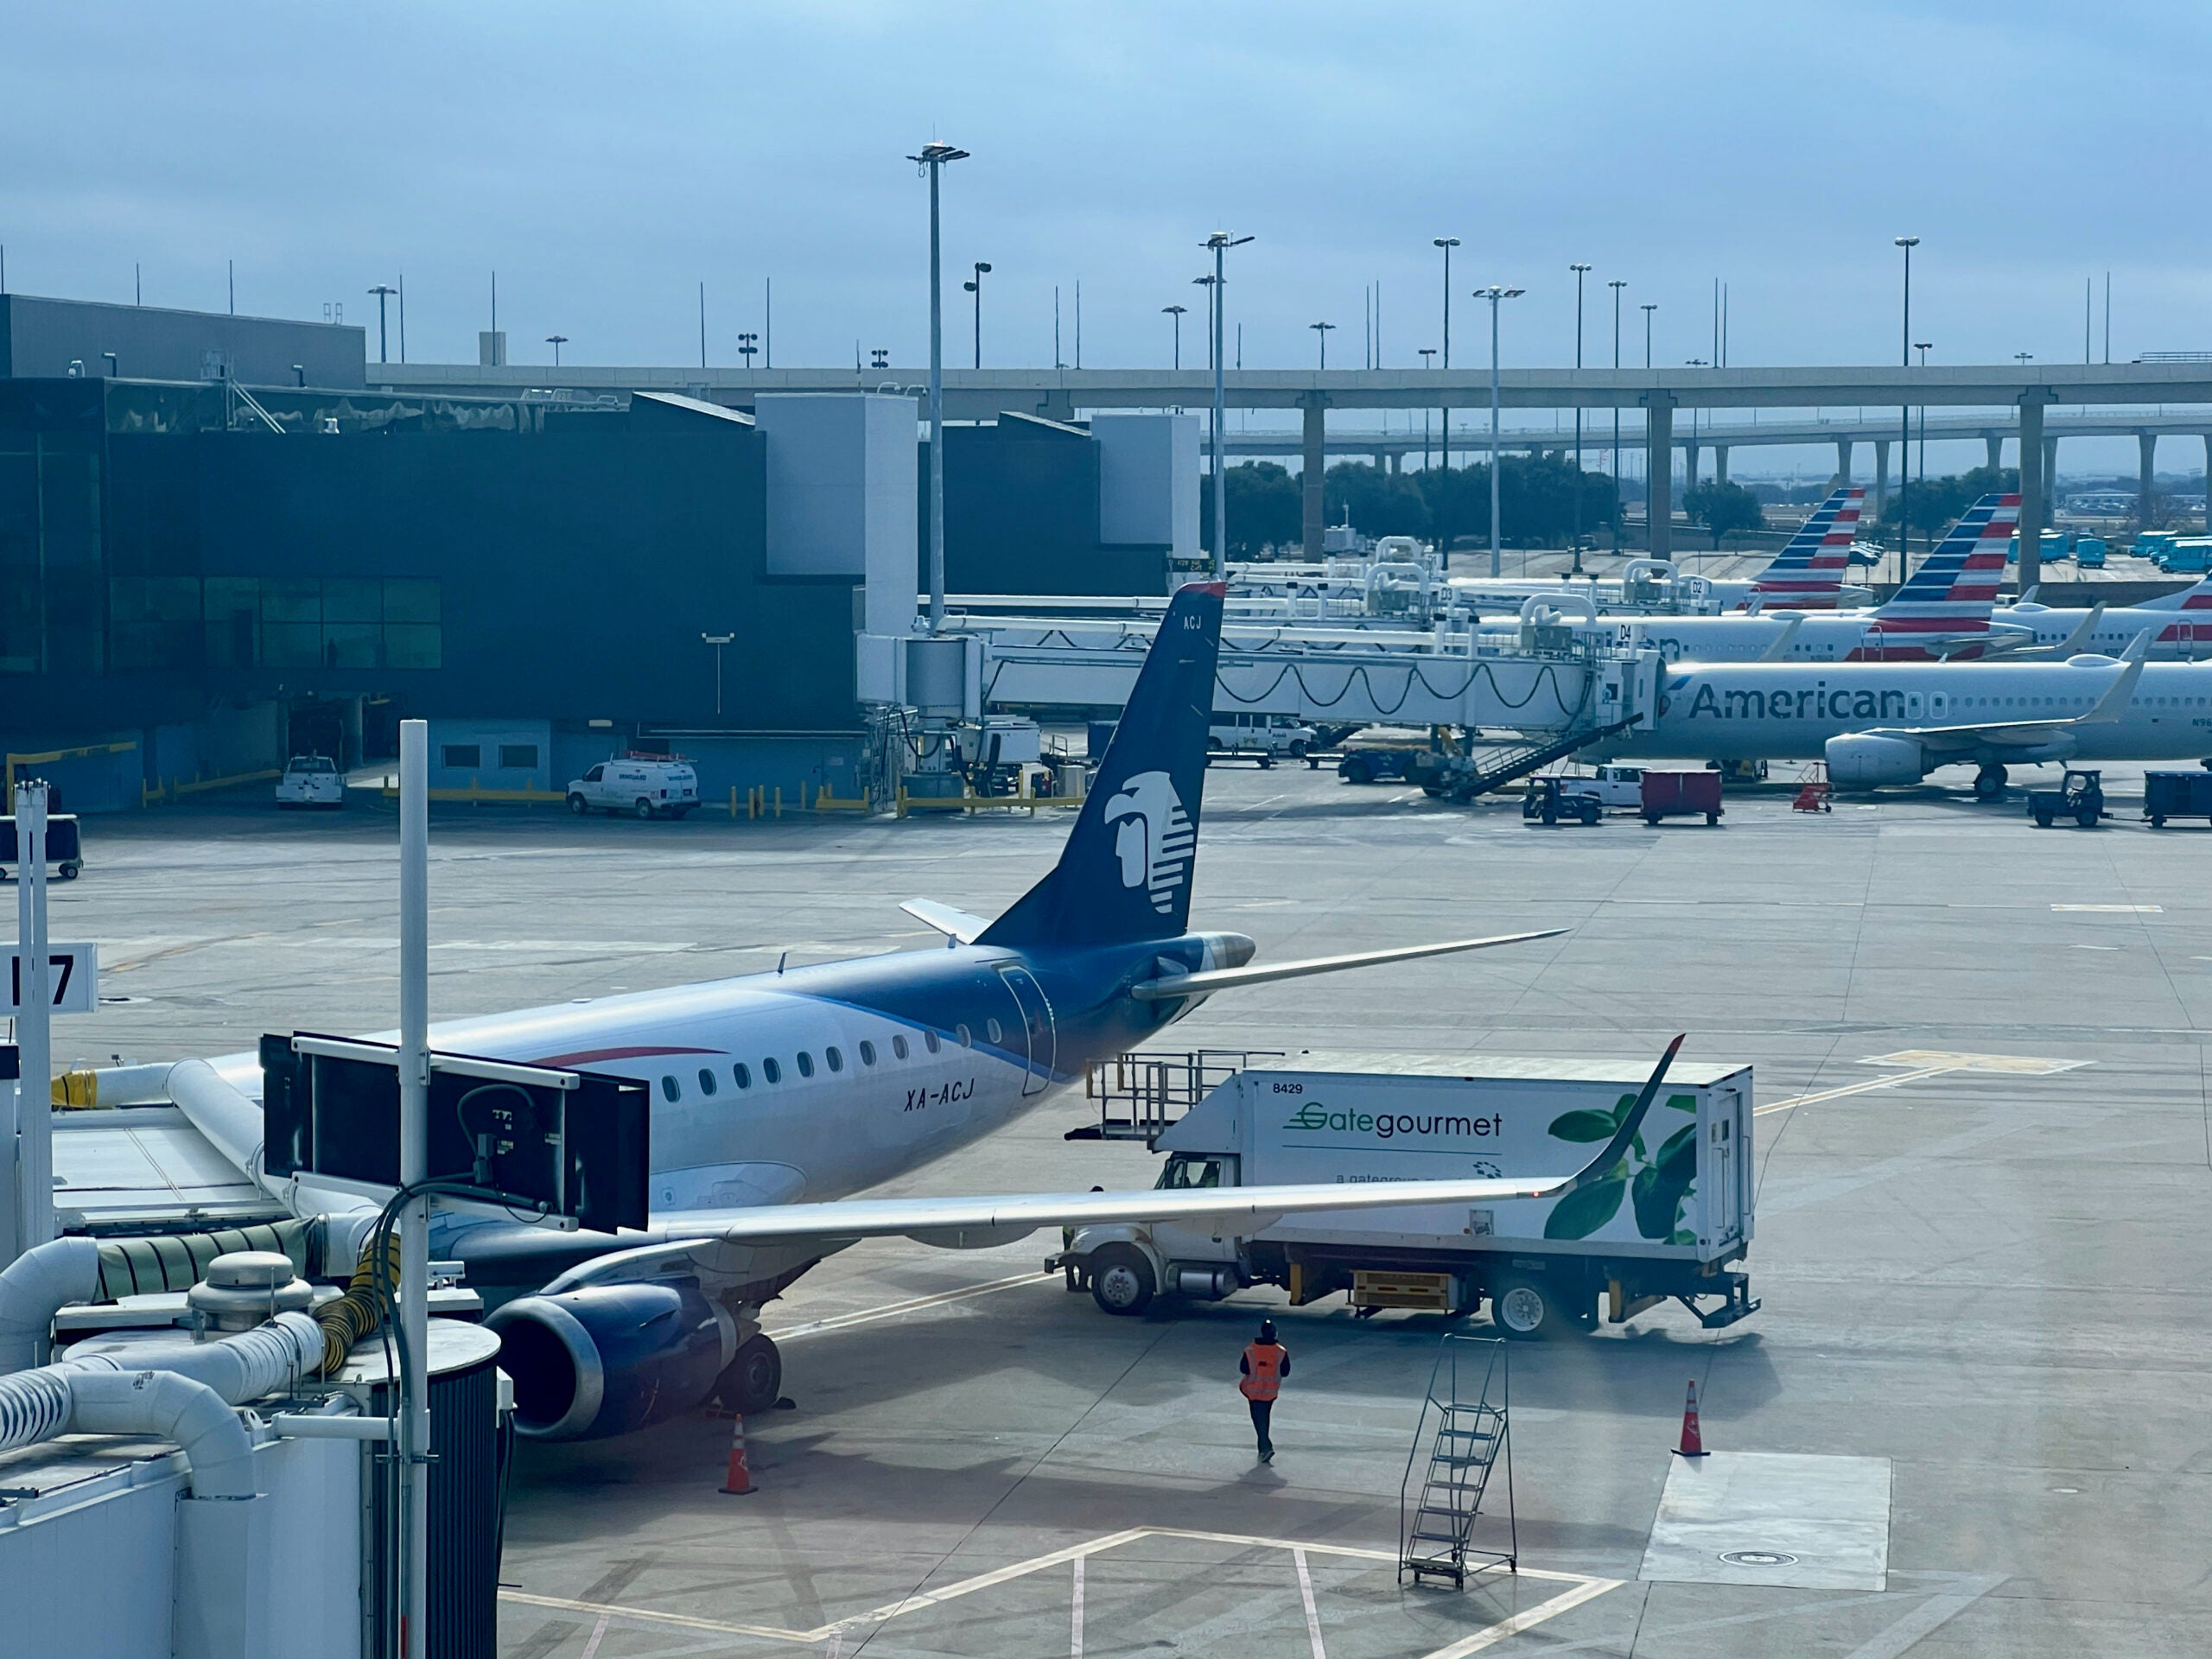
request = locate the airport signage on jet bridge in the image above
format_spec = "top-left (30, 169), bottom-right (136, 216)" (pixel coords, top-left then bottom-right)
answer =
top-left (259, 1032), bottom-right (651, 1233)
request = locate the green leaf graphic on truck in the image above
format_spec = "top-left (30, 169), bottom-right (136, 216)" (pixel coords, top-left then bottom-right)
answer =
top-left (1542, 1092), bottom-right (1699, 1241)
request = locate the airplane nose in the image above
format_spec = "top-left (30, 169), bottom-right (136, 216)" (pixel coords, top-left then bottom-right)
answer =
top-left (1205, 931), bottom-right (1256, 969)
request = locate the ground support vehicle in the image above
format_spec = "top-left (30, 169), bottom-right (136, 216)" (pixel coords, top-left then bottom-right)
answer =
top-left (566, 754), bottom-right (701, 818)
top-left (1054, 1053), bottom-right (1757, 1341)
top-left (1207, 713), bottom-right (1319, 766)
top-left (2028, 768), bottom-right (2107, 828)
top-left (2145, 768), bottom-right (2212, 827)
top-left (1641, 769), bottom-right (1724, 826)
top-left (0, 814), bottom-right (83, 881)
top-left (1522, 778), bottom-right (1602, 826)
top-left (2075, 537), bottom-right (2107, 569)
top-left (274, 753), bottom-right (346, 808)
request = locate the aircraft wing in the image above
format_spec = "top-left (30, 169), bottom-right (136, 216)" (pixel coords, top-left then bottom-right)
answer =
top-left (534, 1036), bottom-right (1683, 1293)
top-left (1877, 628), bottom-right (2151, 754)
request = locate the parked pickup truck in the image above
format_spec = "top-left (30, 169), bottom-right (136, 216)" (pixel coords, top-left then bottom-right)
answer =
top-left (1053, 1052), bottom-right (1758, 1340)
top-left (1536, 764), bottom-right (1646, 811)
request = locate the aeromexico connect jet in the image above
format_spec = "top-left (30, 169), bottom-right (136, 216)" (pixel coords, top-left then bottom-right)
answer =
top-left (109, 582), bottom-right (1660, 1442)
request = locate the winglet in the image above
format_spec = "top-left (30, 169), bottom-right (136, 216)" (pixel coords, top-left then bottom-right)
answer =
top-left (1757, 613), bottom-right (1804, 663)
top-left (2081, 628), bottom-right (2152, 723)
top-left (1560, 1034), bottom-right (1685, 1194)
top-left (2051, 601), bottom-right (2107, 658)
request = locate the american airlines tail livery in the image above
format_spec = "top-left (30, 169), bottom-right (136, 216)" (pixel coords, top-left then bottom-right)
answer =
top-left (1630, 494), bottom-right (2019, 664)
top-left (80, 582), bottom-right (1637, 1440)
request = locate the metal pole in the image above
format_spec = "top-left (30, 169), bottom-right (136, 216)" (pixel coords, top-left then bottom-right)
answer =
top-left (1571, 264), bottom-right (1589, 556)
top-left (1489, 294), bottom-right (1503, 578)
top-left (699, 281), bottom-right (707, 369)
top-left (14, 781), bottom-right (52, 1259)
top-left (1611, 280), bottom-right (1624, 544)
top-left (1211, 242), bottom-right (1226, 579)
top-left (397, 721), bottom-right (430, 1659)
top-left (1896, 237), bottom-right (1917, 582)
top-left (926, 158), bottom-right (949, 628)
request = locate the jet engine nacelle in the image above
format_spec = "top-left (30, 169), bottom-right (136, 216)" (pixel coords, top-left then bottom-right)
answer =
top-left (486, 1279), bottom-right (736, 1441)
top-left (1825, 733), bottom-right (1928, 788)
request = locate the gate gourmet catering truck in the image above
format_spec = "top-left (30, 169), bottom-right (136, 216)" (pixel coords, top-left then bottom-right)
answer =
top-left (1055, 1052), bottom-right (1757, 1339)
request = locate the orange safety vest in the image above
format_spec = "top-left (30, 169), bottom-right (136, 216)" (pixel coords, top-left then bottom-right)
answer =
top-left (1239, 1341), bottom-right (1285, 1402)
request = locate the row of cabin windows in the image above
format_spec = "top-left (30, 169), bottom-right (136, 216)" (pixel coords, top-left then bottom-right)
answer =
top-left (658, 1017), bottom-right (1011, 1103)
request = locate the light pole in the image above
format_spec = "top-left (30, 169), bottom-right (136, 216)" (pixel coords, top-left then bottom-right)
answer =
top-left (1894, 236), bottom-right (1919, 583)
top-left (737, 331), bottom-right (759, 369)
top-left (1203, 232), bottom-right (1253, 577)
top-left (367, 283), bottom-right (397, 364)
top-left (1310, 321), bottom-right (1335, 369)
top-left (1433, 237), bottom-right (1459, 477)
top-left (544, 334), bottom-right (567, 366)
top-left (1163, 304), bottom-right (1186, 371)
top-left (1418, 348), bottom-right (1437, 471)
top-left (963, 261), bottom-right (991, 368)
top-left (1609, 279), bottom-right (1626, 543)
top-left (1474, 284), bottom-right (1523, 577)
top-left (1915, 342), bottom-right (1931, 524)
top-left (1641, 303), bottom-right (1656, 368)
top-left (910, 140), bottom-right (969, 631)
top-left (701, 632), bottom-right (734, 717)
top-left (1570, 263), bottom-right (1591, 561)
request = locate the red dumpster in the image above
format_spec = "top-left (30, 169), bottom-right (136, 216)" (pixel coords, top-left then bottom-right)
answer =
top-left (1641, 769), bottom-right (1724, 826)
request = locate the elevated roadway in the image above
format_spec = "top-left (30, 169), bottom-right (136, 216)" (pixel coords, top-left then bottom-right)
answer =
top-left (368, 360), bottom-right (2212, 577)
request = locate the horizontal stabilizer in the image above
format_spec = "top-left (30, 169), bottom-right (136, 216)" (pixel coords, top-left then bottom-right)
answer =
top-left (900, 899), bottom-right (990, 943)
top-left (539, 1036), bottom-right (1684, 1292)
top-left (1128, 928), bottom-right (1568, 1001)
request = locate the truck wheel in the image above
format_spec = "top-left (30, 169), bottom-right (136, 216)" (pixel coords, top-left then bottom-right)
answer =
top-left (1580, 804), bottom-right (1600, 826)
top-left (2151, 815), bottom-right (2168, 829)
top-left (1706, 810), bottom-right (1720, 826)
top-left (1490, 1274), bottom-right (1557, 1340)
top-left (1287, 739), bottom-right (1308, 759)
top-left (1643, 812), bottom-right (1661, 827)
top-left (634, 798), bottom-right (655, 820)
top-left (1342, 757), bottom-right (1374, 785)
top-left (1090, 1245), bottom-right (1154, 1316)
top-left (567, 793), bottom-right (589, 816)
top-left (2034, 810), bottom-right (2054, 828)
top-left (2076, 809), bottom-right (2100, 828)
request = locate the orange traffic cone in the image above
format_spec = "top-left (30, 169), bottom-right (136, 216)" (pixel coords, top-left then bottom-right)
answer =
top-left (720, 1413), bottom-right (756, 1495)
top-left (1674, 1379), bottom-right (1708, 1458)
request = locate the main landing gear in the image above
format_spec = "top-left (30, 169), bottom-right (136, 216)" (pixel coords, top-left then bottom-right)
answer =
top-left (712, 1327), bottom-right (785, 1415)
top-left (1974, 763), bottom-right (2008, 803)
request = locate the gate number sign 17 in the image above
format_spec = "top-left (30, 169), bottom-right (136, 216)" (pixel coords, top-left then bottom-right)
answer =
top-left (6, 947), bottom-right (97, 1014)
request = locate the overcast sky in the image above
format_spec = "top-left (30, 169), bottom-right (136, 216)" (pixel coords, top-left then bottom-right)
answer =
top-left (3, 3), bottom-right (2206, 473)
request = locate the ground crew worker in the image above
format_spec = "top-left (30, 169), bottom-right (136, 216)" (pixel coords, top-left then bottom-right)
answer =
top-left (1238, 1319), bottom-right (1289, 1462)
top-left (1062, 1187), bottom-right (1105, 1291)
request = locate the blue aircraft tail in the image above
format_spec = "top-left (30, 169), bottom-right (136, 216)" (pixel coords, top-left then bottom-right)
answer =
top-left (978, 582), bottom-right (1225, 948)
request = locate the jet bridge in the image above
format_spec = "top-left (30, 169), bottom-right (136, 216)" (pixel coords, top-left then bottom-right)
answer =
top-left (948, 613), bottom-right (1663, 741)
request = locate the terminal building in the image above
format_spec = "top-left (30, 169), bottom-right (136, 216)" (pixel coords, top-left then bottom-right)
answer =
top-left (0, 295), bottom-right (1196, 811)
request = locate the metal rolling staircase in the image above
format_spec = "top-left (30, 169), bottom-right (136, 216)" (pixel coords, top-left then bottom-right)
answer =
top-left (1433, 712), bottom-right (1643, 802)
top-left (1399, 1334), bottom-right (1516, 1588)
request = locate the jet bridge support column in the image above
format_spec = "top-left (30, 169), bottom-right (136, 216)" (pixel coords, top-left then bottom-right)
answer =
top-left (1301, 394), bottom-right (1327, 559)
top-left (2018, 393), bottom-right (2049, 591)
top-left (1643, 395), bottom-right (1674, 560)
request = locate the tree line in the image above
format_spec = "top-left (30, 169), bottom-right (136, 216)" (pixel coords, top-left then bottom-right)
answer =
top-left (1201, 457), bottom-right (1622, 556)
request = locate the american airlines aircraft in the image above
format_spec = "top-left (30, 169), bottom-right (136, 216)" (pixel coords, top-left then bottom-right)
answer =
top-left (1993, 576), bottom-right (2212, 661)
top-left (1448, 486), bottom-right (1871, 613)
top-left (95, 582), bottom-right (1654, 1441)
top-left (1624, 494), bottom-right (2020, 664)
top-left (1610, 622), bottom-right (2212, 798)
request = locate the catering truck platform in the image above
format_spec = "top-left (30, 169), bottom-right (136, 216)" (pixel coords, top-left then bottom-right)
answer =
top-left (1056, 1051), bottom-right (1756, 1340)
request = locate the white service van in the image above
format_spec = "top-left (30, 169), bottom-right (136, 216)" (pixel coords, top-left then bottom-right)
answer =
top-left (1206, 712), bottom-right (1319, 765)
top-left (1055, 1052), bottom-right (1756, 1340)
top-left (566, 756), bottom-right (700, 819)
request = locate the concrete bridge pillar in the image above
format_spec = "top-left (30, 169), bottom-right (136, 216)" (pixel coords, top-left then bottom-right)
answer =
top-left (1873, 439), bottom-right (1890, 516)
top-left (1645, 396), bottom-right (1675, 559)
top-left (1985, 432), bottom-right (2004, 472)
top-left (2204, 435), bottom-right (2212, 527)
top-left (2018, 394), bottom-right (2049, 589)
top-left (1384, 450), bottom-right (1399, 476)
top-left (1683, 442), bottom-right (1699, 492)
top-left (1301, 395), bottom-right (1327, 558)
top-left (1834, 437), bottom-right (1855, 491)
top-left (1714, 444), bottom-right (1729, 484)
top-left (2139, 431), bottom-right (2158, 525)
